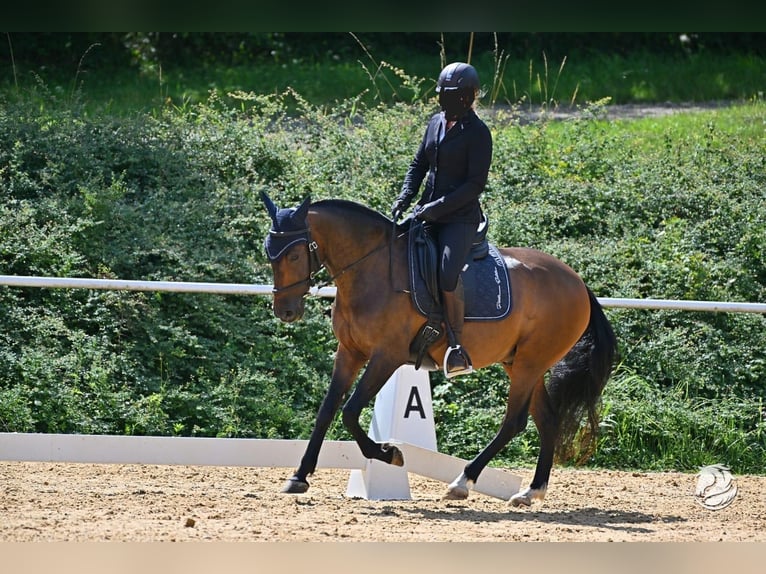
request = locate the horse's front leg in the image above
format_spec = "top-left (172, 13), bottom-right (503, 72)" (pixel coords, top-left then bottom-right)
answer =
top-left (282, 344), bottom-right (365, 494)
top-left (341, 356), bottom-right (404, 466)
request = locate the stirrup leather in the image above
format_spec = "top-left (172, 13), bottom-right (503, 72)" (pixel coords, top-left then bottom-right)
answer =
top-left (444, 345), bottom-right (473, 379)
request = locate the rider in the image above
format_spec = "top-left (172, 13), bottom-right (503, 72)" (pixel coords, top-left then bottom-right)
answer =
top-left (391, 61), bottom-right (493, 378)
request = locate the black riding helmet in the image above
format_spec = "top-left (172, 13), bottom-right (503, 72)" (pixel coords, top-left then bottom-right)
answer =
top-left (436, 62), bottom-right (480, 121)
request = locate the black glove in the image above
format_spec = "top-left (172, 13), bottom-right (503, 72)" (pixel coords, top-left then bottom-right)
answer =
top-left (413, 201), bottom-right (439, 222)
top-left (391, 198), bottom-right (408, 220)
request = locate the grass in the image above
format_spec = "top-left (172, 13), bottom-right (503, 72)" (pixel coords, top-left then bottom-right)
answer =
top-left (2, 49), bottom-right (763, 117)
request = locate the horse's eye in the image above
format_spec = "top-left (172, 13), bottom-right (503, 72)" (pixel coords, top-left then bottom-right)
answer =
top-left (288, 252), bottom-right (300, 262)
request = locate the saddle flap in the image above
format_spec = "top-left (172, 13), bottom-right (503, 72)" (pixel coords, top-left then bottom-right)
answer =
top-left (413, 224), bottom-right (440, 304)
top-left (407, 218), bottom-right (512, 322)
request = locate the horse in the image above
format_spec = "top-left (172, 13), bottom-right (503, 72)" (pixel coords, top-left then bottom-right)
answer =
top-left (260, 191), bottom-right (617, 506)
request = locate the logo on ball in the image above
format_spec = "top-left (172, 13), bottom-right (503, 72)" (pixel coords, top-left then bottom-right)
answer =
top-left (694, 464), bottom-right (738, 510)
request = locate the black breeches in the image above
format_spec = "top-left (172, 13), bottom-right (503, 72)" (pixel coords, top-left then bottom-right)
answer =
top-left (435, 221), bottom-right (475, 292)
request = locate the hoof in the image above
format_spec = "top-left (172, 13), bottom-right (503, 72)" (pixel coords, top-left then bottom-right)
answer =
top-left (382, 443), bottom-right (405, 467)
top-left (443, 485), bottom-right (470, 500)
top-left (281, 477), bottom-right (309, 494)
top-left (444, 472), bottom-right (473, 500)
top-left (510, 485), bottom-right (545, 507)
top-left (509, 493), bottom-right (532, 507)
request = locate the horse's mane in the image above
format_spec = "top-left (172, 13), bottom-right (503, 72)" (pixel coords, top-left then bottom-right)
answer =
top-left (311, 199), bottom-right (391, 229)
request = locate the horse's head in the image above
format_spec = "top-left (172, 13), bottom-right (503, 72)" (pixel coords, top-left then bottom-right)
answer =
top-left (260, 191), bottom-right (317, 322)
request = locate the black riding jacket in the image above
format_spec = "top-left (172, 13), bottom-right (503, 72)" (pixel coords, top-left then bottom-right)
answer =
top-left (398, 109), bottom-right (492, 224)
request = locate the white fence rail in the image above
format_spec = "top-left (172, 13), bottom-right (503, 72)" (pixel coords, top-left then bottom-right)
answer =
top-left (0, 275), bottom-right (764, 313)
top-left (597, 297), bottom-right (766, 314)
top-left (0, 275), bottom-right (337, 298)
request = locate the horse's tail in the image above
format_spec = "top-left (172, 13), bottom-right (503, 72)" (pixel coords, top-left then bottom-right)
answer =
top-left (547, 287), bottom-right (618, 464)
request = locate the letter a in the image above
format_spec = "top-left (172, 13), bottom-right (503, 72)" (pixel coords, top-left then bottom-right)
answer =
top-left (404, 386), bottom-right (426, 419)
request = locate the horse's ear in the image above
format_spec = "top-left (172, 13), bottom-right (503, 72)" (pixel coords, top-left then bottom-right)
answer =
top-left (259, 190), bottom-right (278, 222)
top-left (295, 194), bottom-right (311, 221)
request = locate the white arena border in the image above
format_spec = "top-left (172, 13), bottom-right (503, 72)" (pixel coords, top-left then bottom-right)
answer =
top-left (0, 433), bottom-right (521, 500)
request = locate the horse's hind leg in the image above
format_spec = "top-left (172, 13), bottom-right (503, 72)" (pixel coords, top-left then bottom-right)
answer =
top-left (445, 364), bottom-right (535, 500)
top-left (509, 380), bottom-right (558, 507)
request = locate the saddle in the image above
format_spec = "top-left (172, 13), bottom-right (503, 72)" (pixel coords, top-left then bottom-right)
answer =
top-left (406, 216), bottom-right (512, 369)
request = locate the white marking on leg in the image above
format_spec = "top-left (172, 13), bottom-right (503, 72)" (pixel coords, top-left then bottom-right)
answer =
top-left (445, 471), bottom-right (474, 500)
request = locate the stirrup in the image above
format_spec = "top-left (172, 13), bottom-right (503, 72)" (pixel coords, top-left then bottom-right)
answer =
top-left (444, 345), bottom-right (473, 379)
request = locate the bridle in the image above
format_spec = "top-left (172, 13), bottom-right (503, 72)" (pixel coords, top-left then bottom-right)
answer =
top-left (268, 225), bottom-right (393, 295)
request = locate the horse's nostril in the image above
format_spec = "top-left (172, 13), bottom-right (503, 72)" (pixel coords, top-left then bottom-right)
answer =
top-left (274, 302), bottom-right (301, 323)
top-left (277, 307), bottom-right (298, 322)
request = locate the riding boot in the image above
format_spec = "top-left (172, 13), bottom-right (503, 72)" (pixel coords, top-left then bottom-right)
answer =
top-left (441, 279), bottom-right (473, 378)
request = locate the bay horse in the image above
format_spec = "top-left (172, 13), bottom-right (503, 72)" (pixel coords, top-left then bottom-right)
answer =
top-left (260, 192), bottom-right (617, 506)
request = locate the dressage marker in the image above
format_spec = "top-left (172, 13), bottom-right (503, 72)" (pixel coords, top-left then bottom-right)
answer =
top-left (345, 364), bottom-right (520, 500)
top-left (0, 364), bottom-right (521, 501)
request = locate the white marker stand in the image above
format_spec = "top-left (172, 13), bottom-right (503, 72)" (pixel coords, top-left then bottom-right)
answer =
top-left (346, 364), bottom-right (436, 500)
